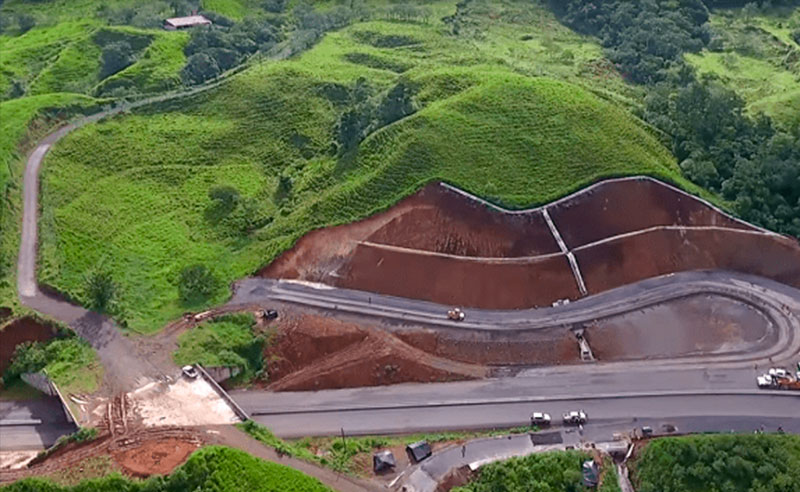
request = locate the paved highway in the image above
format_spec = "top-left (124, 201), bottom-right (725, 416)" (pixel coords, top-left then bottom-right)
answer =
top-left (0, 399), bottom-right (76, 451)
top-left (228, 270), bottom-right (800, 439)
top-left (233, 366), bottom-right (800, 437)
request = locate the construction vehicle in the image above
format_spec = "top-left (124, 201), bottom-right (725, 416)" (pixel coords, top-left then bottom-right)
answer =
top-left (757, 371), bottom-right (800, 391)
top-left (447, 307), bottom-right (465, 321)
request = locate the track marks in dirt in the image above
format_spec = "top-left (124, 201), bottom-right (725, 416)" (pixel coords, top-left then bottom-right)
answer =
top-left (263, 313), bottom-right (488, 391)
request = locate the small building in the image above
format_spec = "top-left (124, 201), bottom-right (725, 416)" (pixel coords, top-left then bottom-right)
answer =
top-left (406, 441), bottom-right (432, 463)
top-left (373, 450), bottom-right (396, 473)
top-left (164, 15), bottom-right (212, 30)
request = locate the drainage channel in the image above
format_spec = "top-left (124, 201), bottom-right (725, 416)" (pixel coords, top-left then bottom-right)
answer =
top-left (542, 208), bottom-right (588, 296)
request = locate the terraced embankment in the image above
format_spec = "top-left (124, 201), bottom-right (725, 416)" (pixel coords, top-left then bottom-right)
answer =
top-left (261, 177), bottom-right (800, 308)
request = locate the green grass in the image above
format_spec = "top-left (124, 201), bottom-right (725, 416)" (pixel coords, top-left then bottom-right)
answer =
top-left (241, 419), bottom-right (547, 476)
top-left (685, 7), bottom-right (800, 129)
top-left (631, 433), bottom-right (800, 492)
top-left (173, 313), bottom-right (264, 382)
top-left (453, 449), bottom-right (594, 492)
top-left (36, 6), bottom-right (691, 333)
top-left (42, 338), bottom-right (103, 395)
top-left (4, 445), bottom-right (332, 492)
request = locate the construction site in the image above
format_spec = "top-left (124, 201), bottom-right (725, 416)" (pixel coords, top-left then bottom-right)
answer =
top-left (3, 177), bottom-right (800, 490)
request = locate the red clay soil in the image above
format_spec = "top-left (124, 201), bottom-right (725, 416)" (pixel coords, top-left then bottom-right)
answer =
top-left (576, 228), bottom-right (800, 293)
top-left (0, 316), bottom-right (58, 375)
top-left (112, 438), bottom-right (199, 477)
top-left (264, 314), bottom-right (488, 391)
top-left (335, 243), bottom-right (580, 309)
top-left (548, 178), bottom-right (753, 249)
top-left (0, 428), bottom-right (202, 484)
top-left (260, 178), bottom-right (800, 311)
top-left (260, 183), bottom-right (559, 282)
top-left (366, 184), bottom-right (559, 257)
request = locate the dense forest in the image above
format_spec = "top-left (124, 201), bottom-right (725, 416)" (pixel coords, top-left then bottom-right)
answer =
top-left (547, 0), bottom-right (800, 235)
top-left (633, 434), bottom-right (800, 492)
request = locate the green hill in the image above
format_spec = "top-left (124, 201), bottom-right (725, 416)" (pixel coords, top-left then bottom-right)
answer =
top-left (37, 16), bottom-right (686, 332)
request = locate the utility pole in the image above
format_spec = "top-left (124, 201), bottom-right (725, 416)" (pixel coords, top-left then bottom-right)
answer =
top-left (341, 427), bottom-right (347, 453)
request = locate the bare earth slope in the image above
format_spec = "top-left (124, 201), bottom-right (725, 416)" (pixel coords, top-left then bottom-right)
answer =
top-left (261, 177), bottom-right (800, 308)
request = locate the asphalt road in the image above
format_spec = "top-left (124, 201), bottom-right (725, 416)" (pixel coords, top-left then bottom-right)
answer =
top-left (235, 373), bottom-right (800, 438)
top-left (229, 271), bottom-right (800, 438)
top-left (0, 399), bottom-right (76, 451)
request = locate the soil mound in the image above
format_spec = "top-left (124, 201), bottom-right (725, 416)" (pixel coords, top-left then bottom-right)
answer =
top-left (264, 314), bottom-right (487, 391)
top-left (112, 437), bottom-right (199, 477)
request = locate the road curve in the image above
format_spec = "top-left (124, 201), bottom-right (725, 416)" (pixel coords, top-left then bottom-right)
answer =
top-left (230, 269), bottom-right (800, 367)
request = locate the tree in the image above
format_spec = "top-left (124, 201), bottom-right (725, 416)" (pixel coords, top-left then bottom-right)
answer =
top-left (205, 185), bottom-right (240, 223)
top-left (85, 270), bottom-right (116, 313)
top-left (335, 109), bottom-right (366, 154)
top-left (263, 0), bottom-right (287, 13)
top-left (17, 13), bottom-right (35, 33)
top-left (181, 53), bottom-right (221, 85)
top-left (3, 342), bottom-right (47, 385)
top-left (378, 81), bottom-right (416, 126)
top-left (275, 175), bottom-right (293, 202)
top-left (178, 265), bottom-right (220, 305)
top-left (100, 41), bottom-right (135, 79)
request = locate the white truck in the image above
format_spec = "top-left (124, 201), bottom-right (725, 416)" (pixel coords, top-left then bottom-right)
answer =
top-left (757, 367), bottom-right (800, 391)
top-left (562, 410), bottom-right (588, 425)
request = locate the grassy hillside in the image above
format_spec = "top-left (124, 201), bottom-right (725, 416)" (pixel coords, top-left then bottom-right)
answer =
top-left (685, 6), bottom-right (800, 129)
top-left (5, 445), bottom-right (332, 491)
top-left (36, 6), bottom-right (688, 332)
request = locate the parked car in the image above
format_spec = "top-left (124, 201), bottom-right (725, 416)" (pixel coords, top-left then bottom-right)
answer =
top-left (562, 410), bottom-right (588, 425)
top-left (530, 412), bottom-right (552, 426)
top-left (182, 365), bottom-right (198, 379)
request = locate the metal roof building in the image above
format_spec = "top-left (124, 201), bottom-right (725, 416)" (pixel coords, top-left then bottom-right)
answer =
top-left (164, 15), bottom-right (212, 30)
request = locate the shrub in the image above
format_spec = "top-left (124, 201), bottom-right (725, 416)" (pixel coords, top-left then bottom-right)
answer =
top-left (84, 270), bottom-right (116, 313)
top-left (17, 14), bottom-right (35, 33)
top-left (178, 264), bottom-right (220, 305)
top-left (100, 41), bottom-right (135, 79)
top-left (181, 53), bottom-right (221, 85)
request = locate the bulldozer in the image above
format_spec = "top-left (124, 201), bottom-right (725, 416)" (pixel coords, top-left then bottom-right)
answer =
top-left (447, 307), bottom-right (465, 321)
